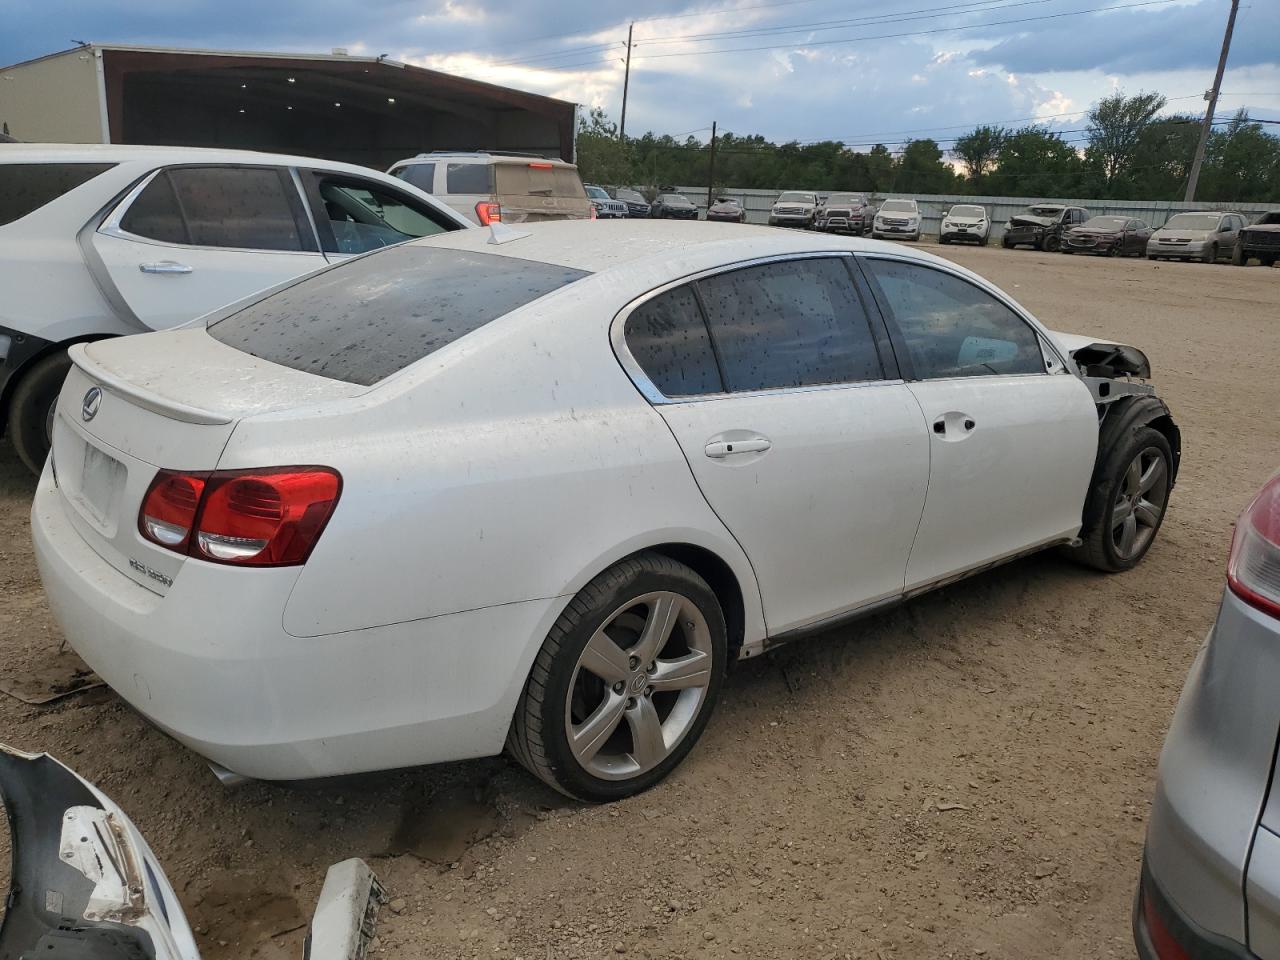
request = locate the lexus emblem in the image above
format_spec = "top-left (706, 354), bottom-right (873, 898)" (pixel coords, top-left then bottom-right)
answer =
top-left (81, 387), bottom-right (102, 422)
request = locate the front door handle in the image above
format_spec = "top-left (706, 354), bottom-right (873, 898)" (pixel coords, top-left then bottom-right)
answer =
top-left (139, 260), bottom-right (193, 275)
top-left (705, 437), bottom-right (771, 459)
top-left (932, 414), bottom-right (976, 438)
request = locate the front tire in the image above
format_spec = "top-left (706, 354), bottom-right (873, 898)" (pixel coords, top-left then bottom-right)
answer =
top-left (1044, 234), bottom-right (1061, 253)
top-left (1232, 243), bottom-right (1248, 266)
top-left (1202, 243), bottom-right (1217, 264)
top-left (1071, 426), bottom-right (1173, 573)
top-left (507, 553), bottom-right (727, 802)
top-left (7, 350), bottom-right (73, 476)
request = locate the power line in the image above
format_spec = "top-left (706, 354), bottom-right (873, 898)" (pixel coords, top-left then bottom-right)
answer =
top-left (632, 0), bottom-right (1181, 59)
top-left (638, 0), bottom-right (1057, 44)
top-left (489, 41), bottom-right (623, 67)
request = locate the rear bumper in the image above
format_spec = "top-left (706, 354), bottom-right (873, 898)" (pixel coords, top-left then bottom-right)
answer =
top-left (31, 464), bottom-right (563, 780)
top-left (1136, 858), bottom-right (1253, 960)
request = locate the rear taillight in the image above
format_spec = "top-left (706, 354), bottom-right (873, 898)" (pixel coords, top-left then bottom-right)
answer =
top-left (139, 467), bottom-right (341, 567)
top-left (475, 201), bottom-right (502, 225)
top-left (589, 205), bottom-right (598, 220)
top-left (1228, 474), bottom-right (1280, 619)
top-left (1140, 882), bottom-right (1189, 960)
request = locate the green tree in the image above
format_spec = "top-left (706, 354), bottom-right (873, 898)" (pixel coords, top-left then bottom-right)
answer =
top-left (1198, 110), bottom-right (1280, 202)
top-left (1086, 91), bottom-right (1167, 191)
top-left (987, 126), bottom-right (1085, 197)
top-left (952, 125), bottom-right (1007, 185)
top-left (575, 106), bottom-right (632, 186)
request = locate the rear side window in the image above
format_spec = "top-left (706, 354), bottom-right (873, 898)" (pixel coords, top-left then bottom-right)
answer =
top-left (697, 257), bottom-right (882, 392)
top-left (0, 163), bottom-right (116, 226)
top-left (208, 246), bottom-right (589, 386)
top-left (445, 162), bottom-right (493, 195)
top-left (122, 167), bottom-right (311, 251)
top-left (624, 286), bottom-right (722, 397)
top-left (863, 259), bottom-right (1043, 379)
top-left (495, 164), bottom-right (586, 199)
top-left (393, 162), bottom-right (435, 192)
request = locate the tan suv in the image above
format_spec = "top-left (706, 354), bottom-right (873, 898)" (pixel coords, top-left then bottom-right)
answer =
top-left (388, 152), bottom-right (592, 225)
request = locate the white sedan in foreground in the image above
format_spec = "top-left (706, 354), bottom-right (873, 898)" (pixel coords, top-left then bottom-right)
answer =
top-left (33, 221), bottom-right (1180, 801)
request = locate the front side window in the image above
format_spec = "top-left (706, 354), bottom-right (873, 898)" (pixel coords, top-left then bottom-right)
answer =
top-left (209, 246), bottom-right (589, 386)
top-left (121, 166), bottom-right (308, 251)
top-left (0, 163), bottom-right (116, 227)
top-left (392, 162), bottom-right (435, 193)
top-left (864, 259), bottom-right (1044, 380)
top-left (309, 174), bottom-right (455, 255)
top-left (697, 258), bottom-right (882, 392)
top-left (623, 285), bottom-right (722, 397)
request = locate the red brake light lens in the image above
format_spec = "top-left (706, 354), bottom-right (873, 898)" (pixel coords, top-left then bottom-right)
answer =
top-left (528, 161), bottom-right (554, 170)
top-left (475, 201), bottom-right (502, 225)
top-left (1141, 884), bottom-right (1190, 960)
top-left (138, 467), bottom-right (341, 567)
top-left (139, 471), bottom-right (206, 552)
top-left (1228, 475), bottom-right (1280, 619)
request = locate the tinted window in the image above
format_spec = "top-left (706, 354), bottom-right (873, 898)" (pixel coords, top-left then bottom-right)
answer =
top-left (120, 171), bottom-right (188, 243)
top-left (0, 163), bottom-right (116, 226)
top-left (208, 246), bottom-right (589, 385)
top-left (697, 258), bottom-right (882, 392)
top-left (130, 167), bottom-right (307, 251)
top-left (310, 174), bottom-right (455, 255)
top-left (446, 162), bottom-right (494, 194)
top-left (624, 286), bottom-right (722, 397)
top-left (865, 259), bottom-right (1043, 379)
top-left (393, 162), bottom-right (435, 192)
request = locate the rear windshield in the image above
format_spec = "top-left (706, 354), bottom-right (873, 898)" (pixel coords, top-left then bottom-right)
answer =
top-left (207, 245), bottom-right (589, 385)
top-left (495, 164), bottom-right (586, 199)
top-left (0, 162), bottom-right (116, 226)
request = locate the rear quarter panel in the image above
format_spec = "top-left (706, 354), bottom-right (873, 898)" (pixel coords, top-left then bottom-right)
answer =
top-left (215, 278), bottom-right (764, 645)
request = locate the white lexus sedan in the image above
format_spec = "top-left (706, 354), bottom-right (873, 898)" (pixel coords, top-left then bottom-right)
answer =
top-left (32, 221), bottom-right (1180, 802)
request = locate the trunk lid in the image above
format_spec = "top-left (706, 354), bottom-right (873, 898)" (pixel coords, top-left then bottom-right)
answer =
top-left (51, 330), bottom-right (363, 594)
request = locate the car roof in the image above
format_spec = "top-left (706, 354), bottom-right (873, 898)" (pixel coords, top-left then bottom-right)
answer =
top-left (408, 218), bottom-right (951, 276)
top-left (0, 142), bottom-right (406, 180)
top-left (393, 152), bottom-right (574, 167)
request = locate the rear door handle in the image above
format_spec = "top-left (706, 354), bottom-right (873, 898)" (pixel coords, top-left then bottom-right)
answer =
top-left (139, 261), bottom-right (193, 275)
top-left (705, 437), bottom-right (771, 459)
top-left (932, 414), bottom-right (976, 437)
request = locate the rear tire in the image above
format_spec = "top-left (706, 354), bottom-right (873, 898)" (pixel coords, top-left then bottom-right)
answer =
top-left (507, 553), bottom-right (727, 802)
top-left (1071, 426), bottom-right (1173, 573)
top-left (7, 350), bottom-right (72, 477)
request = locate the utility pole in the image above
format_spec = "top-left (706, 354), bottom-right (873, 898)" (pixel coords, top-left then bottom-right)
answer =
top-left (706, 121), bottom-right (718, 209)
top-left (619, 23), bottom-right (634, 141)
top-left (1185, 0), bottom-right (1239, 202)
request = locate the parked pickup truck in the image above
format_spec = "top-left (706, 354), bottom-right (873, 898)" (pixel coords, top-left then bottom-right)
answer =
top-left (1233, 211), bottom-right (1280, 267)
top-left (815, 194), bottom-right (875, 235)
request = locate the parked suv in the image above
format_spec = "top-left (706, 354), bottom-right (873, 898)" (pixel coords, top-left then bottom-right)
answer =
top-left (816, 194), bottom-right (875, 235)
top-left (1002, 204), bottom-right (1088, 252)
top-left (389, 152), bottom-right (592, 225)
top-left (938, 204), bottom-right (991, 245)
top-left (1232, 210), bottom-right (1280, 267)
top-left (768, 191), bottom-right (818, 228)
top-left (612, 187), bottom-right (651, 218)
top-left (0, 144), bottom-right (469, 475)
top-left (584, 184), bottom-right (628, 219)
top-left (871, 199), bottom-right (921, 241)
top-left (1146, 211), bottom-right (1244, 263)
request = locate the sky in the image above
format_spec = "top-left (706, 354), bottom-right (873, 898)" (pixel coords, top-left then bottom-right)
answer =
top-left (2, 0), bottom-right (1278, 151)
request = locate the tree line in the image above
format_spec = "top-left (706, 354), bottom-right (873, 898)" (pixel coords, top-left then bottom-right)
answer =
top-left (575, 93), bottom-right (1280, 203)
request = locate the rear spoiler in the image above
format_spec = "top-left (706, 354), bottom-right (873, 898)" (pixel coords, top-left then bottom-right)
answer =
top-left (68, 343), bottom-right (232, 425)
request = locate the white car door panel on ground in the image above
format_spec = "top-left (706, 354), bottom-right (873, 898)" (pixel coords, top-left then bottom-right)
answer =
top-left (859, 255), bottom-right (1098, 589)
top-left (90, 165), bottom-right (326, 330)
top-left (618, 255), bottom-right (930, 634)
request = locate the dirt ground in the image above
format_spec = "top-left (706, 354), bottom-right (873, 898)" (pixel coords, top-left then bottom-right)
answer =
top-left (1, 246), bottom-right (1277, 960)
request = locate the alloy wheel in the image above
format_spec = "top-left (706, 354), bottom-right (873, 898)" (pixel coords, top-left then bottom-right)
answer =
top-left (1111, 447), bottom-right (1169, 561)
top-left (565, 591), bottom-right (714, 781)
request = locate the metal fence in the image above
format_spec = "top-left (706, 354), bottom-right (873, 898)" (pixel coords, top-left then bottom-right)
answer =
top-left (670, 186), bottom-right (1280, 240)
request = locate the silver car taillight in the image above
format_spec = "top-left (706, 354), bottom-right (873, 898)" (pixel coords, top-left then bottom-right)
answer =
top-left (1228, 474), bottom-right (1280, 619)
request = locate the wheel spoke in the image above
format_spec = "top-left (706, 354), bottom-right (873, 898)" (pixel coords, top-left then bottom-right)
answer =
top-left (630, 594), bottom-right (680, 665)
top-left (1117, 513), bottom-right (1139, 556)
top-left (1124, 458), bottom-right (1142, 497)
top-left (570, 692), bottom-right (626, 764)
top-left (625, 695), bottom-right (667, 770)
top-left (1138, 457), bottom-right (1167, 496)
top-left (578, 630), bottom-right (631, 685)
top-left (649, 650), bottom-right (712, 693)
top-left (1134, 497), bottom-right (1162, 528)
top-left (1111, 499), bottom-right (1132, 528)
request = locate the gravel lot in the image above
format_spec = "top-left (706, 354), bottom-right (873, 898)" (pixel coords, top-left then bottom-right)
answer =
top-left (1, 246), bottom-right (1277, 960)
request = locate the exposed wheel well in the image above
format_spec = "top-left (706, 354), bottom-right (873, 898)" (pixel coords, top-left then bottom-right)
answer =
top-left (645, 543), bottom-right (746, 662)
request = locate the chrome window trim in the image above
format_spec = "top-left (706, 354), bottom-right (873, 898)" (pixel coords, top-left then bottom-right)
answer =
top-left (856, 250), bottom-right (1072, 375)
top-left (98, 165), bottom-right (326, 258)
top-left (611, 250), bottom-right (908, 406)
